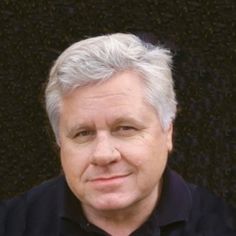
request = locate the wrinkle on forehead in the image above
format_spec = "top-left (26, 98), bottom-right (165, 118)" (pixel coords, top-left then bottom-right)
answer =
top-left (83, 92), bottom-right (131, 100)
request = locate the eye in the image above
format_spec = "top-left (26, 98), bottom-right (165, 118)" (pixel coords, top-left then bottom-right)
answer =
top-left (119, 126), bottom-right (135, 131)
top-left (73, 130), bottom-right (96, 143)
top-left (114, 126), bottom-right (138, 137)
top-left (76, 130), bottom-right (93, 137)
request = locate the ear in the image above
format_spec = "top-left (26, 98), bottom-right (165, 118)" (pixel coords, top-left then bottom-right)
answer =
top-left (166, 123), bottom-right (173, 152)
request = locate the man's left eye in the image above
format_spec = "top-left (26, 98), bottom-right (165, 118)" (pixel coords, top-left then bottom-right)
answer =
top-left (114, 126), bottom-right (137, 137)
top-left (119, 126), bottom-right (135, 130)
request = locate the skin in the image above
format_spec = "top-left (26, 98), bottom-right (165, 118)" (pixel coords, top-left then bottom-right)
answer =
top-left (59, 70), bottom-right (173, 235)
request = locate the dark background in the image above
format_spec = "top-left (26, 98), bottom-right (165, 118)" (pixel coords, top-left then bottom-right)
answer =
top-left (0, 1), bottom-right (235, 206)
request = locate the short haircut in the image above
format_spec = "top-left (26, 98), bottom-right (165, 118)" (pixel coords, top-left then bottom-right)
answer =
top-left (45, 33), bottom-right (177, 143)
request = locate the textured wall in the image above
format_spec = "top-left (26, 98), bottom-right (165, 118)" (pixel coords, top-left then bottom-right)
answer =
top-left (0, 1), bottom-right (235, 206)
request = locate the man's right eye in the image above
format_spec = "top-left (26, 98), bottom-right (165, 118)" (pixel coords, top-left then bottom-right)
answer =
top-left (76, 130), bottom-right (92, 137)
top-left (73, 130), bottom-right (96, 143)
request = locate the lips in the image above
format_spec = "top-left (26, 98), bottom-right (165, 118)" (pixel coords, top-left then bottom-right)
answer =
top-left (90, 173), bottom-right (130, 182)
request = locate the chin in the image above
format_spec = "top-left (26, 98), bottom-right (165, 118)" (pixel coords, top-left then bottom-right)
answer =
top-left (88, 194), bottom-right (136, 211)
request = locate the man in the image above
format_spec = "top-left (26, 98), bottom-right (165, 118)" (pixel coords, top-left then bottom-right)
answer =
top-left (1, 33), bottom-right (235, 235)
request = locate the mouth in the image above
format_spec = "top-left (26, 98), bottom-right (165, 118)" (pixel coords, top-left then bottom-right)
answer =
top-left (90, 173), bottom-right (131, 182)
top-left (89, 173), bottom-right (131, 187)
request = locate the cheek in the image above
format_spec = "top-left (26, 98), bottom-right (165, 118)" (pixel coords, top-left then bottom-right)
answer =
top-left (121, 135), bottom-right (168, 169)
top-left (60, 143), bottom-right (91, 178)
top-left (117, 138), bottom-right (154, 167)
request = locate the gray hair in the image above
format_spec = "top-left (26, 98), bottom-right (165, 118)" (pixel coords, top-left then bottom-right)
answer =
top-left (45, 33), bottom-right (177, 143)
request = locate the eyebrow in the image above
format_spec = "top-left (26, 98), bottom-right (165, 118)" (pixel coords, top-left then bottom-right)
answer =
top-left (65, 114), bottom-right (144, 137)
top-left (112, 115), bottom-right (143, 126)
top-left (66, 123), bottom-right (94, 138)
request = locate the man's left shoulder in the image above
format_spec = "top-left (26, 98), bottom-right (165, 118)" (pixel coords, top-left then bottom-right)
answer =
top-left (187, 183), bottom-right (235, 234)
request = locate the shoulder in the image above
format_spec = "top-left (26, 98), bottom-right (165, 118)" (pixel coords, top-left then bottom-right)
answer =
top-left (4, 175), bottom-right (64, 211)
top-left (162, 169), bottom-right (235, 234)
top-left (1, 176), bottom-right (65, 235)
top-left (187, 183), bottom-right (236, 235)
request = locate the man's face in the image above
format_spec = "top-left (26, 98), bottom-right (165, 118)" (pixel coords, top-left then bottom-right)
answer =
top-left (59, 71), bottom-right (173, 213)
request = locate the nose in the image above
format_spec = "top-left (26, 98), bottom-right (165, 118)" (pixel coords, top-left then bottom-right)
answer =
top-left (91, 134), bottom-right (121, 166)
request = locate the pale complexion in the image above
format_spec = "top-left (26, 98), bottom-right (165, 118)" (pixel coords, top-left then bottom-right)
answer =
top-left (59, 71), bottom-right (173, 235)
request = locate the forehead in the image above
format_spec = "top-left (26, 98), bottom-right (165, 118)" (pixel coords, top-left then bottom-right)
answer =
top-left (61, 71), bottom-right (146, 107)
top-left (59, 71), bottom-right (157, 123)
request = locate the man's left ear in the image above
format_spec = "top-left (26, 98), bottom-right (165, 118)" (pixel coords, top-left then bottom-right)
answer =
top-left (166, 123), bottom-right (173, 151)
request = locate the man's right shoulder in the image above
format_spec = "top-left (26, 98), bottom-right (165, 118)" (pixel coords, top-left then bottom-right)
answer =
top-left (4, 175), bottom-right (64, 209)
top-left (0, 175), bottom-right (65, 236)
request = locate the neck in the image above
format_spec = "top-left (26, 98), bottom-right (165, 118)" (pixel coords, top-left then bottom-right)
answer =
top-left (82, 185), bottom-right (162, 236)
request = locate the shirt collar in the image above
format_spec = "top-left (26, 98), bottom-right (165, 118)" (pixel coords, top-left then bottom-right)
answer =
top-left (154, 167), bottom-right (193, 226)
top-left (59, 178), bottom-right (88, 228)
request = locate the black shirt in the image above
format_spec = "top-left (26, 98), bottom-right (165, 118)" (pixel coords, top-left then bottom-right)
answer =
top-left (1, 168), bottom-right (235, 235)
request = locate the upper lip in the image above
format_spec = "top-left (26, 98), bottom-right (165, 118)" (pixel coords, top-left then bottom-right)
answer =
top-left (89, 173), bottom-right (130, 182)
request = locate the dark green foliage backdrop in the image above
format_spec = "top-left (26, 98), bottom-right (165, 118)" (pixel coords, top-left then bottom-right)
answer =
top-left (0, 1), bottom-right (235, 206)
